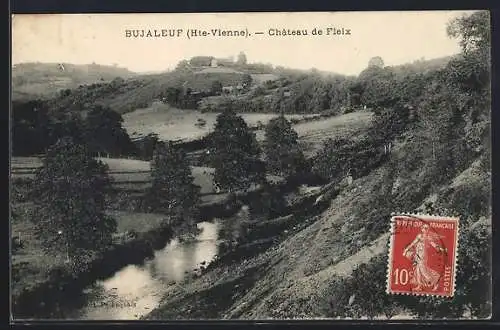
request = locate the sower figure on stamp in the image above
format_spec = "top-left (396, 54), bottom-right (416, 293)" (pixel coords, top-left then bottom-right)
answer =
top-left (403, 223), bottom-right (447, 292)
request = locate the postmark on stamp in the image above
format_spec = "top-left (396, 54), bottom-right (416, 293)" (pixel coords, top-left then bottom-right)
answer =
top-left (386, 214), bottom-right (459, 297)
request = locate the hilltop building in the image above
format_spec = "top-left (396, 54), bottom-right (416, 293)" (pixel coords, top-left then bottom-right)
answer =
top-left (189, 56), bottom-right (214, 67)
top-left (210, 57), bottom-right (234, 67)
top-left (189, 55), bottom-right (236, 68)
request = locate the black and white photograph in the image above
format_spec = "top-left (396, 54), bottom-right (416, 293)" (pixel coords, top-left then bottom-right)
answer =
top-left (10, 11), bottom-right (491, 320)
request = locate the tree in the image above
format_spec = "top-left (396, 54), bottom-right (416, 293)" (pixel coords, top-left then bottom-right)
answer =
top-left (211, 80), bottom-right (223, 95)
top-left (176, 59), bottom-right (190, 71)
top-left (447, 11), bottom-right (490, 59)
top-left (163, 87), bottom-right (181, 106)
top-left (237, 51), bottom-right (247, 66)
top-left (368, 56), bottom-right (384, 68)
top-left (357, 66), bottom-right (398, 108)
top-left (31, 137), bottom-right (117, 267)
top-left (146, 142), bottom-right (201, 237)
top-left (135, 133), bottom-right (160, 160)
top-left (47, 111), bottom-right (87, 151)
top-left (368, 103), bottom-right (410, 145)
top-left (209, 109), bottom-right (264, 192)
top-left (263, 115), bottom-right (306, 179)
top-left (84, 105), bottom-right (133, 157)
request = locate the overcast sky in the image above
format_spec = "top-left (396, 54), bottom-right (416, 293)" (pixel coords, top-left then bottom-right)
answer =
top-left (12, 11), bottom-right (475, 75)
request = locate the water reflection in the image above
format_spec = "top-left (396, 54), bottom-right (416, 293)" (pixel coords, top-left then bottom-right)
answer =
top-left (74, 221), bottom-right (220, 320)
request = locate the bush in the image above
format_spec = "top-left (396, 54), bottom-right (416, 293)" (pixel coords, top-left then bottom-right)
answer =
top-left (312, 137), bottom-right (383, 182)
top-left (323, 255), bottom-right (403, 319)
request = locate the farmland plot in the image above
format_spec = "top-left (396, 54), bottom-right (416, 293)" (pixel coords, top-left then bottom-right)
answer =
top-left (123, 102), bottom-right (318, 142)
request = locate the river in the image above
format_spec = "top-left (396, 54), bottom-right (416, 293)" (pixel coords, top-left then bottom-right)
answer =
top-left (66, 221), bottom-right (221, 320)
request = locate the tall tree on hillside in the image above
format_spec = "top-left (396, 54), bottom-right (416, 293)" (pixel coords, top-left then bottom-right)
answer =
top-left (357, 66), bottom-right (399, 108)
top-left (31, 137), bottom-right (117, 268)
top-left (237, 51), bottom-right (248, 66)
top-left (368, 56), bottom-right (385, 69)
top-left (447, 11), bottom-right (490, 59)
top-left (84, 105), bottom-right (134, 157)
top-left (135, 133), bottom-right (160, 160)
top-left (263, 115), bottom-right (306, 180)
top-left (209, 109), bottom-right (264, 192)
top-left (146, 142), bottom-right (201, 237)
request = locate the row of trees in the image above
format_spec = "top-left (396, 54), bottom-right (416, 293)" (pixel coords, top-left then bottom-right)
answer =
top-left (12, 101), bottom-right (135, 157)
top-left (142, 109), bottom-right (307, 236)
top-left (210, 109), bottom-right (307, 192)
top-left (27, 105), bottom-right (307, 263)
top-left (194, 53), bottom-right (454, 116)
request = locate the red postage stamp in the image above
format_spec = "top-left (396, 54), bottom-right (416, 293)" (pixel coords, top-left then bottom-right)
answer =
top-left (386, 214), bottom-right (459, 297)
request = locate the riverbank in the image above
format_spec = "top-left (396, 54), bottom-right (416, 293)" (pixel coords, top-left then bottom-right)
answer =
top-left (11, 160), bottom-right (326, 320)
top-left (10, 179), bottom-right (265, 319)
top-left (144, 182), bottom-right (337, 320)
top-left (12, 215), bottom-right (174, 319)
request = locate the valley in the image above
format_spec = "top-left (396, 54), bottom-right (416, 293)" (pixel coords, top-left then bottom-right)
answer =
top-left (10, 11), bottom-right (492, 321)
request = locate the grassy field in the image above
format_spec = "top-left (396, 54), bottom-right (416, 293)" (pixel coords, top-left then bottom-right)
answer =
top-left (123, 102), bottom-right (318, 142)
top-left (294, 111), bottom-right (373, 151)
top-left (12, 62), bottom-right (136, 101)
top-left (11, 157), bottom-right (218, 196)
top-left (124, 102), bottom-right (373, 156)
top-left (255, 111), bottom-right (374, 156)
top-left (250, 73), bottom-right (280, 84)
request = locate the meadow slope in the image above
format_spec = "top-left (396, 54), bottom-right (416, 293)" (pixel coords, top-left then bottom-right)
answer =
top-left (123, 102), bottom-right (322, 142)
top-left (144, 139), bottom-right (490, 320)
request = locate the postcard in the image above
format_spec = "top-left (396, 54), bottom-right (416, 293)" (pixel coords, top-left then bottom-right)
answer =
top-left (10, 11), bottom-right (491, 320)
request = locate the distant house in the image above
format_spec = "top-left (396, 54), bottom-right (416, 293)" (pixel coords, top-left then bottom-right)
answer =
top-left (189, 56), bottom-right (214, 67)
top-left (213, 57), bottom-right (234, 67)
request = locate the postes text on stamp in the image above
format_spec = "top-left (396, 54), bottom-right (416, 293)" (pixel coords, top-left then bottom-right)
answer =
top-left (387, 214), bottom-right (459, 297)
